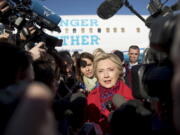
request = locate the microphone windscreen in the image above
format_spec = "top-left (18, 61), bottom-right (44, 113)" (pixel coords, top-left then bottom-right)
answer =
top-left (171, 1), bottom-right (180, 11)
top-left (112, 94), bottom-right (126, 109)
top-left (97, 0), bottom-right (124, 19)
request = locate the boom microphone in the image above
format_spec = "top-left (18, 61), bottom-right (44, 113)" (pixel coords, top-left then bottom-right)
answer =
top-left (171, 1), bottom-right (180, 11)
top-left (97, 0), bottom-right (124, 19)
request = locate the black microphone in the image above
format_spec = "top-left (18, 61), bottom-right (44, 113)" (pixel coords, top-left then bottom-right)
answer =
top-left (171, 1), bottom-right (180, 11)
top-left (97, 0), bottom-right (124, 19)
top-left (112, 94), bottom-right (126, 109)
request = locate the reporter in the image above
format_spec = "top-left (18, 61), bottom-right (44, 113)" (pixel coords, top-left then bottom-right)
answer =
top-left (171, 17), bottom-right (180, 134)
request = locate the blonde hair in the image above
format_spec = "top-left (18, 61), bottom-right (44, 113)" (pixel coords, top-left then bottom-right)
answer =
top-left (93, 53), bottom-right (123, 80)
top-left (92, 48), bottom-right (105, 57)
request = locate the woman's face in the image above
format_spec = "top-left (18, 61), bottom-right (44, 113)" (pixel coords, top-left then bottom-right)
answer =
top-left (80, 58), bottom-right (94, 78)
top-left (96, 59), bottom-right (120, 88)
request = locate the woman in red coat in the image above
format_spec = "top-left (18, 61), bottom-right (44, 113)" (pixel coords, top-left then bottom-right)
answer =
top-left (86, 53), bottom-right (134, 134)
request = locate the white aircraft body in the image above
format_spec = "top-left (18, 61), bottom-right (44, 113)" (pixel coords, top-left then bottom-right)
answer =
top-left (48, 15), bottom-right (150, 55)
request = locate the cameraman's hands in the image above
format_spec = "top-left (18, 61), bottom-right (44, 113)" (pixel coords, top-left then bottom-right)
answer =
top-left (0, 32), bottom-right (9, 39)
top-left (0, 0), bottom-right (10, 14)
top-left (20, 26), bottom-right (37, 41)
top-left (29, 42), bottom-right (47, 61)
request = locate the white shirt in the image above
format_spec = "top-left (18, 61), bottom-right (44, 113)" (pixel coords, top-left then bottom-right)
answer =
top-left (129, 62), bottom-right (138, 69)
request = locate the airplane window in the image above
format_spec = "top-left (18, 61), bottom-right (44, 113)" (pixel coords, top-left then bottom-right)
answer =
top-left (89, 28), bottom-right (93, 33)
top-left (136, 27), bottom-right (140, 33)
top-left (65, 28), bottom-right (69, 33)
top-left (81, 28), bottom-right (85, 33)
top-left (113, 28), bottom-right (117, 33)
top-left (97, 28), bottom-right (101, 33)
top-left (121, 28), bottom-right (125, 33)
top-left (73, 28), bottom-right (77, 33)
top-left (106, 28), bottom-right (110, 33)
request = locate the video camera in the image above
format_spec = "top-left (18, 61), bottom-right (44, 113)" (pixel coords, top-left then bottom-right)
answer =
top-left (146, 0), bottom-right (174, 27)
top-left (131, 0), bottom-right (180, 103)
top-left (0, 0), bottom-right (62, 49)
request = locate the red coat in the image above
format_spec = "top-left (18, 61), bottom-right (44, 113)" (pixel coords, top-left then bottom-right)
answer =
top-left (86, 80), bottom-right (134, 133)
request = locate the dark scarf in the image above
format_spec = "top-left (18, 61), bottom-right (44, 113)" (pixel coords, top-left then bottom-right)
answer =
top-left (99, 81), bottom-right (120, 111)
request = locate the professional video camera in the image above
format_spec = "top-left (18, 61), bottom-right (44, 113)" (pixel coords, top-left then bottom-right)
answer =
top-left (146, 0), bottom-right (176, 27)
top-left (131, 0), bottom-right (180, 102)
top-left (0, 0), bottom-right (62, 49)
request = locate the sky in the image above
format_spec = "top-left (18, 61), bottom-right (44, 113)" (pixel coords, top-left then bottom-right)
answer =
top-left (38, 0), bottom-right (177, 15)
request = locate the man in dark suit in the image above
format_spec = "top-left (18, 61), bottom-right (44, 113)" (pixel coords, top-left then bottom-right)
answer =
top-left (125, 45), bottom-right (140, 88)
top-left (128, 45), bottom-right (140, 69)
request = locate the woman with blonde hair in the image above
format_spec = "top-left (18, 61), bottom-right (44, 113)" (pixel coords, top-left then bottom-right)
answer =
top-left (86, 53), bottom-right (134, 134)
top-left (92, 48), bottom-right (105, 57)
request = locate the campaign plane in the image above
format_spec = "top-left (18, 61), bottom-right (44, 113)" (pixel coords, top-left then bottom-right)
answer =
top-left (48, 15), bottom-right (150, 57)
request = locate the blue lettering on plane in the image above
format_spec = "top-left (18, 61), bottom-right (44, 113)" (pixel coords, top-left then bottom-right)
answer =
top-left (71, 36), bottom-right (80, 45)
top-left (58, 35), bottom-right (100, 46)
top-left (59, 19), bottom-right (99, 27)
top-left (81, 35), bottom-right (89, 45)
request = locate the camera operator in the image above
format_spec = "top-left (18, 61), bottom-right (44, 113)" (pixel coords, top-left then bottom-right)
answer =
top-left (0, 24), bottom-right (47, 61)
top-left (0, 0), bottom-right (61, 58)
top-left (130, 13), bottom-right (180, 134)
top-left (0, 1), bottom-right (69, 135)
top-left (0, 41), bottom-right (34, 134)
top-left (170, 16), bottom-right (180, 134)
top-left (0, 31), bottom-right (47, 61)
top-left (0, 37), bottom-right (63, 135)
